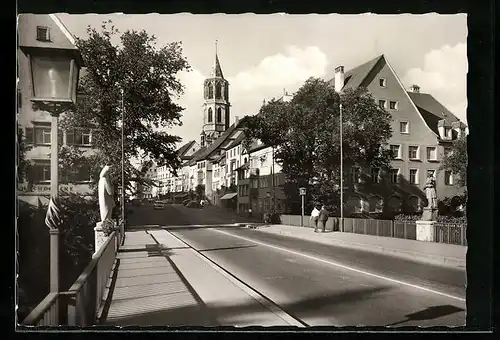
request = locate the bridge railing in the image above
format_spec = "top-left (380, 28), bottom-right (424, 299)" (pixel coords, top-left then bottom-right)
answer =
top-left (22, 229), bottom-right (120, 326)
top-left (279, 214), bottom-right (466, 246)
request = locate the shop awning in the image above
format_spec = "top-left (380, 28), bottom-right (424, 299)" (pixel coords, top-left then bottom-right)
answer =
top-left (220, 192), bottom-right (238, 200)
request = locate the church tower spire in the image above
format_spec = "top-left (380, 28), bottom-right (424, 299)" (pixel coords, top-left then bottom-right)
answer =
top-left (201, 41), bottom-right (230, 148)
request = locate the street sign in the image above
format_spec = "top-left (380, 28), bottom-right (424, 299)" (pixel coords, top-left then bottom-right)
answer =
top-left (299, 187), bottom-right (306, 196)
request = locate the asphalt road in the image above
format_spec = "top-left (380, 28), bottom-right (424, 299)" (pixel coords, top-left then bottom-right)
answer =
top-left (128, 203), bottom-right (466, 327)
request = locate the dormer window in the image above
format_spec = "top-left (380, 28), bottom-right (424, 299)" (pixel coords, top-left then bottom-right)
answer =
top-left (36, 26), bottom-right (50, 42)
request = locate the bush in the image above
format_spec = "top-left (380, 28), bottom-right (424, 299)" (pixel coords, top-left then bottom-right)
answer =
top-left (17, 194), bottom-right (100, 321)
top-left (394, 213), bottom-right (422, 222)
top-left (436, 215), bottom-right (467, 224)
top-left (263, 211), bottom-right (281, 224)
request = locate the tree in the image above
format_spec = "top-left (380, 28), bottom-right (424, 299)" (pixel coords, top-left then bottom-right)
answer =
top-left (60, 21), bottom-right (191, 195)
top-left (243, 78), bottom-right (393, 212)
top-left (440, 134), bottom-right (467, 187)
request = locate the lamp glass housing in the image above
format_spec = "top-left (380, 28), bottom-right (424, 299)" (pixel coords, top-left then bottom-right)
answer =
top-left (30, 55), bottom-right (79, 104)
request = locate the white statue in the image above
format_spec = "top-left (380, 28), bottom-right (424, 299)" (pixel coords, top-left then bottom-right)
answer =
top-left (98, 165), bottom-right (115, 222)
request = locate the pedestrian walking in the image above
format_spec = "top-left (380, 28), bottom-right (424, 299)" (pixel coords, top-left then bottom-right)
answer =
top-left (310, 205), bottom-right (320, 232)
top-left (318, 205), bottom-right (329, 232)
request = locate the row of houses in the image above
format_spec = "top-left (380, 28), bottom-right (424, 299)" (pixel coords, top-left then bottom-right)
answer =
top-left (145, 52), bottom-right (467, 217)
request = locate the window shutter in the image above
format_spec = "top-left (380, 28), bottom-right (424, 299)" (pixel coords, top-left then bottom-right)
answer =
top-left (25, 127), bottom-right (34, 144)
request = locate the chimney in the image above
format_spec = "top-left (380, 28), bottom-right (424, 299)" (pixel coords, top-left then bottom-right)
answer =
top-left (410, 84), bottom-right (420, 93)
top-left (234, 116), bottom-right (239, 126)
top-left (334, 66), bottom-right (345, 93)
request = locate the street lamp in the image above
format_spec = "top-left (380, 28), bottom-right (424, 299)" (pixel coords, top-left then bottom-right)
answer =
top-left (19, 40), bottom-right (82, 295)
top-left (339, 103), bottom-right (344, 232)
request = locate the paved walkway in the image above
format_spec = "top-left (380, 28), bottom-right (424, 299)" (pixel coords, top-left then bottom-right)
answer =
top-left (254, 225), bottom-right (466, 269)
top-left (103, 229), bottom-right (298, 327)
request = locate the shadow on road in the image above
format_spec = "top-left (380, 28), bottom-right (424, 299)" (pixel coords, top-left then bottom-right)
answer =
top-left (103, 285), bottom-right (391, 327)
top-left (385, 305), bottom-right (465, 327)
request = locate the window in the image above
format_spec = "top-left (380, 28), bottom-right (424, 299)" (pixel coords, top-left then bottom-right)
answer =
top-left (349, 166), bottom-right (360, 183)
top-left (215, 83), bottom-right (222, 99)
top-left (390, 169), bottom-right (399, 183)
top-left (409, 169), bottom-right (419, 184)
top-left (400, 121), bottom-right (409, 134)
top-left (390, 101), bottom-right (398, 110)
top-left (368, 196), bottom-right (383, 213)
top-left (34, 124), bottom-right (51, 145)
top-left (409, 146), bottom-right (419, 160)
top-left (371, 167), bottom-right (380, 183)
top-left (208, 108), bottom-right (213, 123)
top-left (217, 107), bottom-right (222, 122)
top-left (259, 177), bottom-right (269, 188)
top-left (445, 171), bottom-right (453, 185)
top-left (32, 160), bottom-right (51, 183)
top-left (347, 195), bottom-right (362, 213)
top-left (407, 196), bottom-right (420, 213)
top-left (66, 129), bottom-right (92, 146)
top-left (379, 78), bottom-right (386, 87)
top-left (36, 26), bottom-right (50, 42)
top-left (379, 100), bottom-right (386, 109)
top-left (390, 145), bottom-right (401, 159)
top-left (444, 127), bottom-right (452, 139)
top-left (208, 83), bottom-right (214, 98)
top-left (426, 147), bottom-right (438, 161)
top-left (388, 196), bottom-right (402, 213)
top-left (63, 164), bottom-right (91, 183)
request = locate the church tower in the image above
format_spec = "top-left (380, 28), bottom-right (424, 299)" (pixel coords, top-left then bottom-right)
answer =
top-left (201, 41), bottom-right (230, 148)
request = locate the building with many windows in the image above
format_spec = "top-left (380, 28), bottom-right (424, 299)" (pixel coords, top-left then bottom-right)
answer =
top-left (17, 14), bottom-right (95, 205)
top-left (329, 54), bottom-right (466, 215)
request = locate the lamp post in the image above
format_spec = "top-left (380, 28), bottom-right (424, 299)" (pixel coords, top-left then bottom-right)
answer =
top-left (120, 88), bottom-right (125, 228)
top-left (339, 103), bottom-right (344, 232)
top-left (20, 39), bottom-right (82, 294)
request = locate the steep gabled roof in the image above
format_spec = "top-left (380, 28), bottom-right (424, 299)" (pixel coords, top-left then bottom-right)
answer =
top-left (226, 130), bottom-right (247, 149)
top-left (190, 116), bottom-right (249, 162)
top-left (408, 92), bottom-right (463, 134)
top-left (18, 14), bottom-right (78, 51)
top-left (177, 140), bottom-right (196, 158)
top-left (328, 55), bottom-right (384, 91)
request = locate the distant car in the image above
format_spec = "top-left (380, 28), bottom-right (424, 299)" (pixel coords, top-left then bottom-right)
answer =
top-left (153, 201), bottom-right (165, 210)
top-left (186, 201), bottom-right (202, 209)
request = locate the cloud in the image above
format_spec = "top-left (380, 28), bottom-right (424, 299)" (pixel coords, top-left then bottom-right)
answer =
top-left (402, 43), bottom-right (467, 124)
top-left (171, 45), bottom-right (329, 146)
top-left (229, 46), bottom-right (328, 91)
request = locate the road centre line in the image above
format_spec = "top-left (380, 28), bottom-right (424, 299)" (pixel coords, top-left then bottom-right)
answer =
top-left (213, 229), bottom-right (466, 303)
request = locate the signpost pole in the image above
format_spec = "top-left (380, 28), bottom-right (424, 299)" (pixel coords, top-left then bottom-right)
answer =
top-left (299, 187), bottom-right (306, 227)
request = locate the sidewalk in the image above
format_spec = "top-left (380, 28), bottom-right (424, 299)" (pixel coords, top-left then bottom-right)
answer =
top-left (103, 228), bottom-right (300, 327)
top-left (254, 225), bottom-right (466, 269)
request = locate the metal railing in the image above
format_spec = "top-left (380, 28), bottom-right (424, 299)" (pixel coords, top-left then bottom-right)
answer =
top-left (22, 230), bottom-right (120, 326)
top-left (434, 222), bottom-right (467, 246)
top-left (279, 214), bottom-right (469, 245)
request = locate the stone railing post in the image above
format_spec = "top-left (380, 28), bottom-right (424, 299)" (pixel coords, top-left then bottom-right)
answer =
top-left (94, 220), bottom-right (116, 255)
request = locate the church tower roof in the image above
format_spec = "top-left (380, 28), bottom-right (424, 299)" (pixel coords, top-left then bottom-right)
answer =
top-left (210, 40), bottom-right (224, 79)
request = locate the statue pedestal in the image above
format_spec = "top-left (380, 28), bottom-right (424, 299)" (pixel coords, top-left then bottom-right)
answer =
top-left (422, 207), bottom-right (437, 221)
top-left (94, 222), bottom-right (107, 255)
top-left (416, 220), bottom-right (436, 242)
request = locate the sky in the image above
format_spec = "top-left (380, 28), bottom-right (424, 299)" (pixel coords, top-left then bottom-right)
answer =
top-left (57, 13), bottom-right (468, 147)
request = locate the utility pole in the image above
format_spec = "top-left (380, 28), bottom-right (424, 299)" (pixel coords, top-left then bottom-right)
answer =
top-left (272, 146), bottom-right (276, 212)
top-left (340, 103), bottom-right (344, 232)
top-left (121, 88), bottom-right (125, 228)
